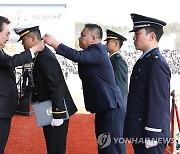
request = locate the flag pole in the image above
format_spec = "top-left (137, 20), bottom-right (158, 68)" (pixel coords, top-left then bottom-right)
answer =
top-left (170, 90), bottom-right (176, 153)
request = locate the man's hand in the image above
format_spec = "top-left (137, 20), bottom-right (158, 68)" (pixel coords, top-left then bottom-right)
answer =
top-left (43, 34), bottom-right (60, 50)
top-left (145, 139), bottom-right (158, 148)
top-left (30, 41), bottom-right (45, 53)
top-left (51, 118), bottom-right (64, 127)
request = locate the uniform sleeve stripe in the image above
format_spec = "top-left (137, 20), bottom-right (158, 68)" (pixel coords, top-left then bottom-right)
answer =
top-left (145, 126), bottom-right (162, 132)
top-left (52, 111), bottom-right (66, 114)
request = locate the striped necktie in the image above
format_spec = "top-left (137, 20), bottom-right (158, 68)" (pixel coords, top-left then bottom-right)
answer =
top-left (33, 52), bottom-right (39, 63)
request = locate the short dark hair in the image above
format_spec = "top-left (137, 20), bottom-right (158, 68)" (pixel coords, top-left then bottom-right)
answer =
top-left (85, 23), bottom-right (103, 39)
top-left (0, 16), bottom-right (10, 32)
top-left (144, 27), bottom-right (163, 42)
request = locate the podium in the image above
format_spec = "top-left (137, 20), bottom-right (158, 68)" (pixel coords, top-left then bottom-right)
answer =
top-left (16, 86), bottom-right (32, 116)
top-left (15, 65), bottom-right (33, 116)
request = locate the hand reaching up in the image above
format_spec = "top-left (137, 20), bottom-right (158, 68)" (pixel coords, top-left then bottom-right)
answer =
top-left (30, 41), bottom-right (45, 53)
top-left (43, 34), bottom-right (60, 50)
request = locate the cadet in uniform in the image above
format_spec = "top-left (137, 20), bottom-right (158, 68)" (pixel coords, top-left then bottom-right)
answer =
top-left (105, 29), bottom-right (128, 108)
top-left (14, 25), bottom-right (77, 154)
top-left (124, 13), bottom-right (171, 154)
top-left (104, 30), bottom-right (128, 154)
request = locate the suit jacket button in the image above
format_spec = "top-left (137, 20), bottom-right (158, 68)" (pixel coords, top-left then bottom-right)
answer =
top-left (139, 118), bottom-right (142, 121)
top-left (56, 108), bottom-right (60, 111)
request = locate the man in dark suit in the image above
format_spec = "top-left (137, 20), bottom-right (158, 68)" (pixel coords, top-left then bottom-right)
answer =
top-left (0, 16), bottom-right (44, 154)
top-left (105, 29), bottom-right (128, 154)
top-left (124, 13), bottom-right (171, 154)
top-left (14, 25), bottom-right (77, 154)
top-left (43, 24), bottom-right (126, 154)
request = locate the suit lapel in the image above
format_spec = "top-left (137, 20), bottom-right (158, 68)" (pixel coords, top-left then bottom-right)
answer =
top-left (0, 49), bottom-right (5, 55)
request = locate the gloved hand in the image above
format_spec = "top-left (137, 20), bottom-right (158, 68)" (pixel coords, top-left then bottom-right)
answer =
top-left (145, 139), bottom-right (158, 148)
top-left (51, 118), bottom-right (64, 127)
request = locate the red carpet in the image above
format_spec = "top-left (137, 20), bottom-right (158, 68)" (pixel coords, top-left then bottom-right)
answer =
top-left (5, 114), bottom-right (98, 154)
top-left (5, 113), bottom-right (170, 154)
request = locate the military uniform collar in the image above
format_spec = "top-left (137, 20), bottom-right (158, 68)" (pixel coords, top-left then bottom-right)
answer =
top-left (110, 50), bottom-right (121, 58)
top-left (139, 47), bottom-right (158, 59)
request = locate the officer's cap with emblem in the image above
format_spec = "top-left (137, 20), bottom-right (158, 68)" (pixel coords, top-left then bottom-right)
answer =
top-left (129, 13), bottom-right (167, 32)
top-left (14, 24), bottom-right (40, 42)
top-left (104, 29), bottom-right (127, 43)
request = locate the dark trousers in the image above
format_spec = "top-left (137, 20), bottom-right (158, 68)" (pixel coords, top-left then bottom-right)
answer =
top-left (0, 118), bottom-right (11, 154)
top-left (95, 108), bottom-right (126, 154)
top-left (132, 142), bottom-right (166, 154)
top-left (43, 119), bottom-right (69, 154)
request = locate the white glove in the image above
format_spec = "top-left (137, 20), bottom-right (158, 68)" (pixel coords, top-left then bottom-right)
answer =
top-left (145, 139), bottom-right (158, 148)
top-left (51, 118), bottom-right (64, 127)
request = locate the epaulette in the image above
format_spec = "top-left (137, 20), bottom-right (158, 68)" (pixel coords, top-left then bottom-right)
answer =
top-left (146, 52), bottom-right (160, 61)
top-left (114, 53), bottom-right (122, 59)
top-left (151, 53), bottom-right (160, 60)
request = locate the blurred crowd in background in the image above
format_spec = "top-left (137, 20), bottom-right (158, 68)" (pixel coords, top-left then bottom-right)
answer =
top-left (57, 49), bottom-right (180, 77)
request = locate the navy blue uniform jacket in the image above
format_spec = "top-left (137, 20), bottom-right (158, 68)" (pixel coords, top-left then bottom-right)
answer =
top-left (0, 50), bottom-right (33, 118)
top-left (56, 43), bottom-right (125, 113)
top-left (124, 48), bottom-right (171, 139)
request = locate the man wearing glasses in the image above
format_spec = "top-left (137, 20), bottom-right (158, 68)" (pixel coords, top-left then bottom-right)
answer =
top-left (43, 23), bottom-right (126, 154)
